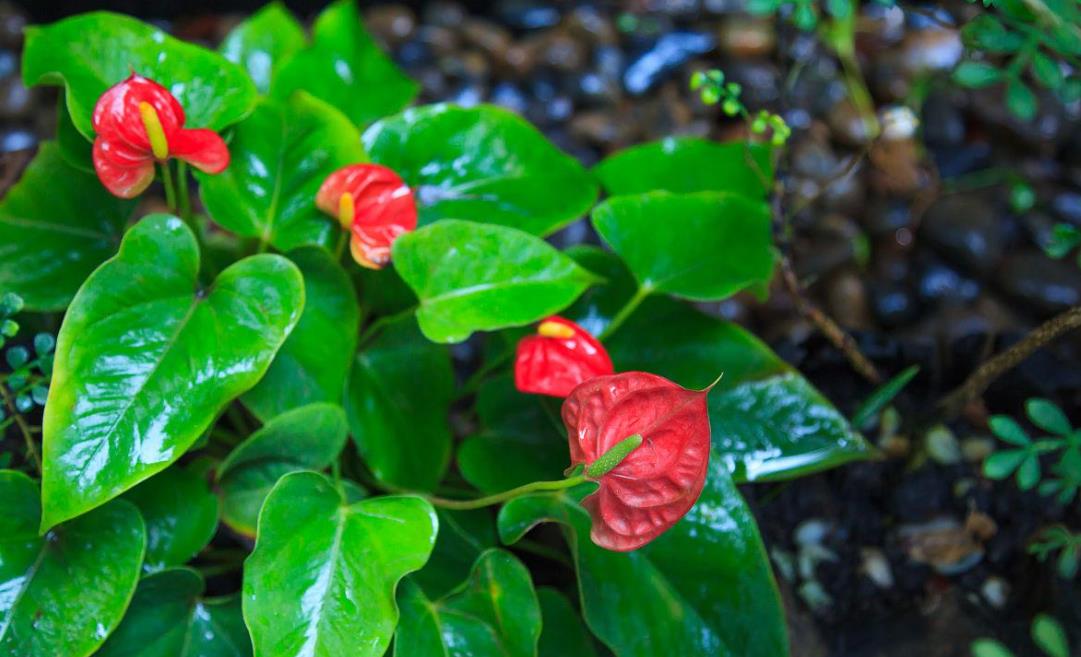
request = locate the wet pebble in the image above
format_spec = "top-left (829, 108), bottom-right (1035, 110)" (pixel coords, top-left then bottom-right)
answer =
top-left (364, 5), bottom-right (416, 47)
top-left (0, 126), bottom-right (33, 152)
top-left (922, 195), bottom-right (1004, 275)
top-left (829, 99), bottom-right (877, 147)
top-left (0, 76), bottom-right (31, 121)
top-left (495, 0), bottom-right (560, 30)
top-left (998, 251), bottom-right (1081, 315)
top-left (717, 16), bottom-right (775, 57)
top-left (623, 31), bottom-right (715, 96)
top-left (825, 271), bottom-right (872, 330)
top-left (0, 2), bottom-right (26, 49)
top-left (461, 18), bottom-right (512, 64)
top-left (870, 281), bottom-right (920, 327)
top-left (916, 258), bottom-right (981, 306)
top-left (900, 28), bottom-right (962, 75)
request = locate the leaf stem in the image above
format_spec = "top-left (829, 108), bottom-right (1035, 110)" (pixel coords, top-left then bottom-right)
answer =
top-left (597, 286), bottom-right (651, 342)
top-left (424, 475), bottom-right (588, 510)
top-left (175, 161), bottom-right (192, 225)
top-left (333, 230), bottom-right (348, 262)
top-left (357, 306), bottom-right (418, 347)
top-left (159, 162), bottom-right (177, 211)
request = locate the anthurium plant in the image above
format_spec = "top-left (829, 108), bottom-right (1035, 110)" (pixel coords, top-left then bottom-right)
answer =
top-left (0, 2), bottom-right (870, 656)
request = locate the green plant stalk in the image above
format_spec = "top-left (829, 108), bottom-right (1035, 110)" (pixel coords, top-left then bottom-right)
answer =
top-left (357, 305), bottom-right (418, 347)
top-left (159, 162), bottom-right (177, 211)
top-left (176, 161), bottom-right (192, 225)
top-left (423, 434), bottom-right (643, 510)
top-left (424, 474), bottom-right (589, 510)
top-left (598, 286), bottom-right (651, 342)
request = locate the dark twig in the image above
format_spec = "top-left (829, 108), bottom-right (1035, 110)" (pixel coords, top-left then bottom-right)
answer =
top-left (938, 305), bottom-right (1081, 420)
top-left (777, 255), bottom-right (883, 385)
top-left (0, 382), bottom-right (40, 473)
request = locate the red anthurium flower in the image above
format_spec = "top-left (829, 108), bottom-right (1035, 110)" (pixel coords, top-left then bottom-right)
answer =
top-left (316, 164), bottom-right (418, 270)
top-left (515, 316), bottom-right (614, 397)
top-left (92, 73), bottom-right (229, 198)
top-left (563, 371), bottom-right (712, 551)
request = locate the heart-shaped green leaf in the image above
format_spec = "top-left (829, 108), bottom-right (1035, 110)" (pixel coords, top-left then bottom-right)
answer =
top-left (594, 137), bottom-right (772, 198)
top-left (364, 104), bottom-right (598, 235)
top-left (271, 0), bottom-right (417, 127)
top-left (345, 316), bottom-right (453, 490)
top-left (498, 461), bottom-right (788, 657)
top-left (243, 248), bottom-right (360, 422)
top-left (605, 296), bottom-right (867, 481)
top-left (0, 142), bottom-right (133, 311)
top-left (23, 12), bottom-right (257, 138)
top-left (458, 374), bottom-right (569, 494)
top-left (124, 459), bottom-right (219, 573)
top-left (217, 402), bottom-right (348, 538)
top-left (393, 220), bottom-right (597, 343)
top-left (199, 93), bottom-right (366, 252)
top-left (41, 214), bottom-right (304, 530)
top-left (592, 191), bottom-right (774, 302)
top-left (0, 470), bottom-right (145, 657)
top-left (220, 1), bottom-right (306, 94)
top-left (243, 471), bottom-right (438, 657)
top-left (537, 588), bottom-right (598, 657)
top-left (394, 549), bottom-right (541, 657)
top-left (95, 567), bottom-right (251, 657)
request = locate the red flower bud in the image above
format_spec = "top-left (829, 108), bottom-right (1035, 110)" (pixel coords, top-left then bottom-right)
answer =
top-left (92, 73), bottom-right (229, 198)
top-left (316, 164), bottom-right (418, 269)
top-left (514, 316), bottom-right (614, 397)
top-left (562, 372), bottom-right (711, 551)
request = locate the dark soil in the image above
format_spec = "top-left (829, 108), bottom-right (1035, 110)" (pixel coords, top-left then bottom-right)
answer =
top-left (5, 1), bottom-right (1081, 655)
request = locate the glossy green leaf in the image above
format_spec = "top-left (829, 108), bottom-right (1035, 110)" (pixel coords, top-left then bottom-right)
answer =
top-left (411, 509), bottom-right (498, 599)
top-left (1031, 613), bottom-right (1069, 657)
top-left (243, 248), bottom-right (360, 422)
top-left (1006, 78), bottom-right (1037, 121)
top-left (593, 191), bottom-right (774, 302)
top-left (594, 137), bottom-right (772, 198)
top-left (23, 12), bottom-right (256, 138)
top-left (41, 215), bottom-right (304, 530)
top-left (220, 1), bottom-right (306, 94)
top-left (605, 296), bottom-right (867, 482)
top-left (0, 142), bottom-right (133, 311)
top-left (395, 549), bottom-right (541, 657)
top-left (971, 639), bottom-right (1014, 657)
top-left (498, 460), bottom-right (788, 657)
top-left (1026, 398), bottom-right (1072, 436)
top-left (96, 568), bottom-right (251, 657)
top-left (199, 93), bottom-right (366, 252)
top-left (364, 104), bottom-right (598, 235)
top-left (952, 61), bottom-right (1002, 88)
top-left (217, 402), bottom-right (348, 538)
top-left (272, 0), bottom-right (417, 127)
top-left (990, 416), bottom-right (1031, 446)
top-left (394, 220), bottom-right (597, 343)
top-left (0, 470), bottom-right (145, 657)
top-left (537, 588), bottom-right (598, 657)
top-left (458, 374), bottom-right (569, 494)
top-left (243, 471), bottom-right (438, 657)
top-left (344, 315), bottom-right (452, 490)
top-left (124, 460), bottom-right (219, 573)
